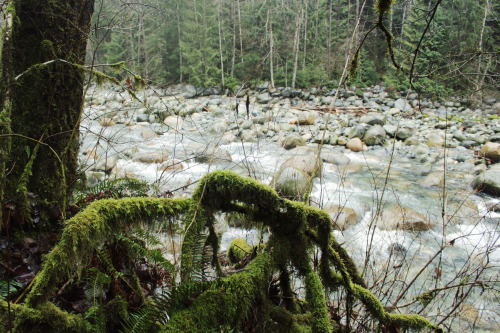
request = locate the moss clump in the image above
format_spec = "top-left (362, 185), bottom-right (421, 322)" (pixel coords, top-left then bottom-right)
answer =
top-left (0, 301), bottom-right (91, 332)
top-left (227, 238), bottom-right (253, 265)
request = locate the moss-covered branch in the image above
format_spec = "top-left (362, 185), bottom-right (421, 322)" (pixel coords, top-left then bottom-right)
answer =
top-left (26, 197), bottom-right (190, 306)
top-left (13, 170), bottom-right (442, 332)
top-left (161, 252), bottom-right (274, 332)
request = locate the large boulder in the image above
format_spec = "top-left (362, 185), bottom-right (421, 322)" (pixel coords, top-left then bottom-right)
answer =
top-left (280, 134), bottom-right (306, 149)
top-left (194, 146), bottom-right (232, 164)
top-left (472, 164), bottom-right (500, 196)
top-left (480, 142), bottom-right (500, 162)
top-left (363, 125), bottom-right (386, 146)
top-left (270, 167), bottom-right (312, 200)
top-left (280, 153), bottom-right (323, 177)
top-left (378, 206), bottom-right (434, 231)
top-left (320, 152), bottom-right (351, 165)
top-left (360, 113), bottom-right (385, 126)
top-left (133, 152), bottom-right (168, 164)
top-left (325, 205), bottom-right (360, 230)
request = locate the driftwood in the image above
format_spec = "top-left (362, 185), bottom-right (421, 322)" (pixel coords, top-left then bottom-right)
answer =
top-left (292, 105), bottom-right (371, 115)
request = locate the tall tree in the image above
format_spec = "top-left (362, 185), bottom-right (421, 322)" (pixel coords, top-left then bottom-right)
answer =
top-left (0, 0), bottom-right (95, 226)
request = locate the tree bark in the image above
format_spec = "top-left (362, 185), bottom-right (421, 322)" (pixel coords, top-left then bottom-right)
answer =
top-left (1, 0), bottom-right (95, 225)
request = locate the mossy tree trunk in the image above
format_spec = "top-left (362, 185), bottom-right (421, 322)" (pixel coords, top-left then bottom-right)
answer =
top-left (0, 0), bottom-right (95, 226)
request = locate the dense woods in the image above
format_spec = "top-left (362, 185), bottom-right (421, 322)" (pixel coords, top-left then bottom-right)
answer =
top-left (90, 0), bottom-right (499, 96)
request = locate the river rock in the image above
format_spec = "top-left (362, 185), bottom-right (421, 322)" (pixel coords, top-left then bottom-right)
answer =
top-left (133, 152), bottom-right (168, 164)
top-left (379, 206), bottom-right (434, 231)
top-left (209, 120), bottom-right (228, 133)
top-left (325, 205), bottom-right (359, 230)
top-left (472, 164), bottom-right (500, 196)
top-left (141, 128), bottom-right (158, 140)
top-left (280, 134), bottom-right (306, 149)
top-left (257, 93), bottom-right (272, 104)
top-left (360, 113), bottom-right (385, 126)
top-left (321, 152), bottom-right (350, 165)
top-left (419, 171), bottom-right (444, 187)
top-left (297, 112), bottom-right (315, 125)
top-left (394, 99), bottom-right (413, 112)
top-left (240, 129), bottom-right (258, 142)
top-left (270, 167), bottom-right (311, 200)
top-left (90, 157), bottom-right (117, 173)
top-left (346, 138), bottom-right (364, 152)
top-left (194, 146), bottom-right (232, 164)
top-left (163, 115), bottom-right (184, 129)
top-left (427, 131), bottom-right (445, 147)
top-left (347, 124), bottom-right (366, 139)
top-left (158, 159), bottom-right (184, 171)
top-left (396, 121), bottom-right (417, 140)
top-left (480, 142), bottom-right (500, 162)
top-left (363, 125), bottom-right (386, 146)
top-left (280, 153), bottom-right (323, 177)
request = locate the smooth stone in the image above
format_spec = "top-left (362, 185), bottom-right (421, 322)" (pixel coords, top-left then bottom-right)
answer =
top-left (141, 128), bottom-right (158, 140)
top-left (194, 146), bottom-right (232, 164)
top-left (360, 113), bottom-right (385, 125)
top-left (472, 164), bottom-right (500, 197)
top-left (321, 152), bottom-right (351, 165)
top-left (133, 152), bottom-right (168, 164)
top-left (346, 138), bottom-right (364, 152)
top-left (280, 153), bottom-right (323, 177)
top-left (270, 167), bottom-right (311, 200)
top-left (363, 125), bottom-right (386, 146)
top-left (297, 112), bottom-right (315, 125)
top-left (378, 206), bottom-right (434, 231)
top-left (280, 134), bottom-right (306, 149)
top-left (419, 171), bottom-right (444, 187)
top-left (163, 115), bottom-right (184, 129)
top-left (394, 98), bottom-right (413, 112)
top-left (90, 157), bottom-right (117, 173)
top-left (427, 131), bottom-right (445, 147)
top-left (210, 120), bottom-right (229, 133)
top-left (480, 142), bottom-right (500, 162)
top-left (325, 205), bottom-right (360, 230)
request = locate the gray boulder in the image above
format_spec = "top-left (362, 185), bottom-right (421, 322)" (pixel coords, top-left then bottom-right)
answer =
top-left (480, 142), bottom-right (500, 162)
top-left (280, 153), bottom-right (323, 177)
top-left (379, 206), bottom-right (434, 231)
top-left (194, 146), bottom-right (232, 164)
top-left (280, 134), bottom-right (306, 149)
top-left (325, 205), bottom-right (360, 230)
top-left (394, 98), bottom-right (413, 112)
top-left (472, 164), bottom-right (500, 197)
top-left (363, 125), bottom-right (386, 146)
top-left (320, 152), bottom-right (350, 165)
top-left (270, 167), bottom-right (311, 200)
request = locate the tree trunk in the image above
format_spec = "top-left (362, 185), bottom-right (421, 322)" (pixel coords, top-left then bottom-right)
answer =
top-left (268, 8), bottom-right (275, 88)
top-left (176, 1), bottom-right (183, 82)
top-left (475, 0), bottom-right (490, 100)
top-left (291, 7), bottom-right (301, 89)
top-left (1, 0), bottom-right (95, 225)
top-left (217, 0), bottom-right (225, 87)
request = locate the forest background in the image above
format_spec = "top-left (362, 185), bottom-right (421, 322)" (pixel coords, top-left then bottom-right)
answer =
top-left (91, 0), bottom-right (499, 98)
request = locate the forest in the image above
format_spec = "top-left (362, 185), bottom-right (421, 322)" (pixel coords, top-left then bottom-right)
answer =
top-left (0, 0), bottom-right (499, 332)
top-left (90, 0), bottom-right (499, 97)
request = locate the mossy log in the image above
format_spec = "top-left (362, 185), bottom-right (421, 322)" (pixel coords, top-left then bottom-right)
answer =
top-left (227, 237), bottom-right (253, 265)
top-left (8, 171), bottom-right (442, 332)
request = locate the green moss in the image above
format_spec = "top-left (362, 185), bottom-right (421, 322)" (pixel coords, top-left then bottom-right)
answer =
top-left (0, 301), bottom-right (90, 332)
top-left (305, 271), bottom-right (332, 333)
top-left (227, 238), bottom-right (253, 265)
top-left (26, 197), bottom-right (190, 306)
top-left (161, 252), bottom-right (274, 332)
top-left (389, 313), bottom-right (444, 332)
